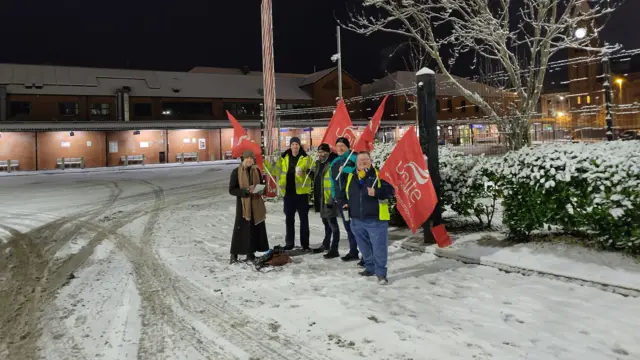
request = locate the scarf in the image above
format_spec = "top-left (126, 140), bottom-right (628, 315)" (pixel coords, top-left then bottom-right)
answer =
top-left (237, 165), bottom-right (267, 225)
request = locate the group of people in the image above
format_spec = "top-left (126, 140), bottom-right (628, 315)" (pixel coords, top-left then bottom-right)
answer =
top-left (228, 136), bottom-right (395, 285)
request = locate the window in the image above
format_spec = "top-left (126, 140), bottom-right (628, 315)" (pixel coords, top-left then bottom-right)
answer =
top-left (586, 95), bottom-right (591, 104)
top-left (461, 100), bottom-right (466, 113)
top-left (162, 102), bottom-right (212, 116)
top-left (9, 102), bottom-right (31, 117)
top-left (577, 96), bottom-right (582, 105)
top-left (447, 99), bottom-right (453, 112)
top-left (133, 103), bottom-right (153, 116)
top-left (224, 102), bottom-right (261, 117)
top-left (59, 102), bottom-right (79, 116)
top-left (436, 100), bottom-right (441, 112)
top-left (91, 103), bottom-right (111, 116)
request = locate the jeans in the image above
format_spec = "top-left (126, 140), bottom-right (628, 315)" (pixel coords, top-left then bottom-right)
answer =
top-left (283, 194), bottom-right (310, 248)
top-left (351, 218), bottom-right (389, 277)
top-left (322, 217), bottom-right (340, 251)
top-left (337, 201), bottom-right (358, 256)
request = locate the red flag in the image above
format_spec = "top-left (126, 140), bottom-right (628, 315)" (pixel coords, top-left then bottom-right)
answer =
top-left (321, 99), bottom-right (357, 149)
top-left (379, 126), bottom-right (437, 234)
top-left (226, 111), bottom-right (264, 171)
top-left (431, 224), bottom-right (453, 248)
top-left (353, 95), bottom-right (388, 152)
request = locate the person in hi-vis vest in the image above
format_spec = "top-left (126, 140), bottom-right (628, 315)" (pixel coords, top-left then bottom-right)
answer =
top-left (272, 137), bottom-right (312, 251)
top-left (339, 151), bottom-right (394, 285)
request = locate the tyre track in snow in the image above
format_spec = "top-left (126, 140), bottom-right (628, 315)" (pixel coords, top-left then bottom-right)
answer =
top-left (49, 179), bottom-right (333, 359)
top-left (0, 180), bottom-right (124, 360)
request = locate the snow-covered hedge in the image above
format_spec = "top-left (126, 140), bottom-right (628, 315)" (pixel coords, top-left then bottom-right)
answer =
top-left (499, 142), bottom-right (640, 250)
top-left (370, 141), bottom-right (500, 227)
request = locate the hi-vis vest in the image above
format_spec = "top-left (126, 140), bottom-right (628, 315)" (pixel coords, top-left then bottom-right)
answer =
top-left (273, 154), bottom-right (312, 196)
top-left (346, 168), bottom-right (390, 221)
top-left (319, 160), bottom-right (333, 203)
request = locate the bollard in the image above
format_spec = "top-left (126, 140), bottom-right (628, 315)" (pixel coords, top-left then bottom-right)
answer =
top-left (125, 155), bottom-right (129, 166)
top-left (7, 159), bottom-right (11, 173)
top-left (196, 152), bottom-right (199, 163)
top-left (181, 153), bottom-right (185, 164)
top-left (61, 157), bottom-right (65, 170)
top-left (142, 154), bottom-right (146, 166)
top-left (80, 157), bottom-right (85, 169)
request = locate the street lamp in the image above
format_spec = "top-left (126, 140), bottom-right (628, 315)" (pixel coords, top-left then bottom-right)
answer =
top-left (574, 27), bottom-right (587, 39)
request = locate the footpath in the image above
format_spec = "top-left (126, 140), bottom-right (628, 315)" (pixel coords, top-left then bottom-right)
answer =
top-left (0, 160), bottom-right (240, 177)
top-left (401, 232), bottom-right (640, 297)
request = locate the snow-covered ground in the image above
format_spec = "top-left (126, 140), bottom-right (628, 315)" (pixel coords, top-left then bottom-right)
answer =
top-left (1, 164), bottom-right (639, 360)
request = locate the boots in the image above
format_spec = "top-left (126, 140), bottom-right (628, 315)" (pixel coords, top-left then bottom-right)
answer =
top-left (246, 253), bottom-right (256, 262)
top-left (230, 254), bottom-right (238, 264)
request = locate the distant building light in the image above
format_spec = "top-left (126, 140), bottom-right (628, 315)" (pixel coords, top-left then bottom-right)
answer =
top-left (557, 112), bottom-right (565, 117)
top-left (162, 110), bottom-right (172, 115)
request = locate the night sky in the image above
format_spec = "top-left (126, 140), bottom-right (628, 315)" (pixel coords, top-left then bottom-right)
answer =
top-left (0, 0), bottom-right (637, 84)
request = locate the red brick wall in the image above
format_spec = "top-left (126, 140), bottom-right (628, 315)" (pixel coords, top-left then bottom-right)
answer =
top-left (106, 130), bottom-right (167, 166)
top-left (0, 132), bottom-right (37, 171)
top-left (37, 131), bottom-right (106, 169)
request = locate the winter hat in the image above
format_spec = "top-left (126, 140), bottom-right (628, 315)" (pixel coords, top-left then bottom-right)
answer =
top-left (336, 137), bottom-right (350, 149)
top-left (318, 143), bottom-right (330, 152)
top-left (290, 137), bottom-right (301, 146)
top-left (242, 150), bottom-right (255, 159)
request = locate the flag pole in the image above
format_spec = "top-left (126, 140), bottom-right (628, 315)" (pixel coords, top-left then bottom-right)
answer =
top-left (335, 149), bottom-right (355, 180)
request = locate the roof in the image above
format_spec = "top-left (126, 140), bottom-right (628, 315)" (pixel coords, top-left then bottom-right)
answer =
top-left (189, 66), bottom-right (309, 79)
top-left (298, 67), bottom-right (361, 87)
top-left (0, 63), bottom-right (312, 101)
top-left (362, 71), bottom-right (511, 98)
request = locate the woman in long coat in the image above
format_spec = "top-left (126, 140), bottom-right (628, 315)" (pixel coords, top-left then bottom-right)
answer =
top-left (228, 150), bottom-right (270, 263)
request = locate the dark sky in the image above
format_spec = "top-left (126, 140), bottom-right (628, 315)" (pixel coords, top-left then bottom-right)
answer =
top-left (0, 0), bottom-right (401, 82)
top-left (0, 0), bottom-right (636, 83)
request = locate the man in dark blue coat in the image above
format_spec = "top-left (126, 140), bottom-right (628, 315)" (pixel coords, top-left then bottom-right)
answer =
top-left (339, 151), bottom-right (394, 285)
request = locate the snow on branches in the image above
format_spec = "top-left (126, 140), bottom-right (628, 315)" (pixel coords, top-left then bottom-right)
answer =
top-left (344, 0), bottom-right (620, 150)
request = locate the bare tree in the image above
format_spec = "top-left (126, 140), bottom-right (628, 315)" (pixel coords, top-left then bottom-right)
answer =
top-left (344, 0), bottom-right (619, 150)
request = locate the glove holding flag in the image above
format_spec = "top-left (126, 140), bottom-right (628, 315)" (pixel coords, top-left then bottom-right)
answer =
top-left (379, 126), bottom-right (450, 247)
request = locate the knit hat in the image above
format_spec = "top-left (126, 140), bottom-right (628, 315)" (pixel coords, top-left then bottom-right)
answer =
top-left (242, 150), bottom-right (255, 159)
top-left (336, 137), bottom-right (350, 148)
top-left (290, 137), bottom-right (301, 146)
top-left (318, 143), bottom-right (330, 152)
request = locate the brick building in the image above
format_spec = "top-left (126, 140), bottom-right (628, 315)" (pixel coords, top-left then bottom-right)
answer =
top-left (0, 63), bottom-right (400, 172)
top-left (362, 71), bottom-right (516, 145)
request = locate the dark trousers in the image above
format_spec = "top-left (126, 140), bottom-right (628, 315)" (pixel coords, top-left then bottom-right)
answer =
top-left (283, 194), bottom-right (310, 248)
top-left (322, 217), bottom-right (340, 251)
top-left (337, 200), bottom-right (358, 256)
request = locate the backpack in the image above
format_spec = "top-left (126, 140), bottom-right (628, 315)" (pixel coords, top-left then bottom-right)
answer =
top-left (255, 245), bottom-right (291, 270)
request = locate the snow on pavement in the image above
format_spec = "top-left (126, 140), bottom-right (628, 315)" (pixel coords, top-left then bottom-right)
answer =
top-left (1, 164), bottom-right (639, 360)
top-left (436, 236), bottom-right (640, 292)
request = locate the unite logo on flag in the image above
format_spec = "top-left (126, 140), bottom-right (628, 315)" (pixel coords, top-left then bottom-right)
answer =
top-left (336, 126), bottom-right (357, 144)
top-left (380, 126), bottom-right (438, 234)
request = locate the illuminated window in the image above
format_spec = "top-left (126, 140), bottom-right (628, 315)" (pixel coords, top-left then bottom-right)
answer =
top-left (586, 95), bottom-right (591, 104)
top-left (577, 96), bottom-right (581, 105)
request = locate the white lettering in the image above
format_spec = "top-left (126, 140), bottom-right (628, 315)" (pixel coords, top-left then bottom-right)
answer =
top-left (395, 161), bottom-right (422, 206)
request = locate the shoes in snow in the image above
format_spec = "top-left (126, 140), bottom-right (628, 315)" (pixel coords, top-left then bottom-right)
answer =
top-left (230, 254), bottom-right (239, 264)
top-left (377, 276), bottom-right (388, 285)
top-left (357, 258), bottom-right (364, 267)
top-left (341, 253), bottom-right (359, 262)
top-left (301, 247), bottom-right (313, 253)
top-left (312, 246), bottom-right (326, 254)
top-left (323, 250), bottom-right (340, 259)
top-left (245, 254), bottom-right (256, 262)
top-left (283, 244), bottom-right (295, 251)
top-left (359, 270), bottom-right (375, 277)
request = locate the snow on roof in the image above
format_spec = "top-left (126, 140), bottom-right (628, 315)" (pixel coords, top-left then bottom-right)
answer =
top-left (0, 63), bottom-right (313, 100)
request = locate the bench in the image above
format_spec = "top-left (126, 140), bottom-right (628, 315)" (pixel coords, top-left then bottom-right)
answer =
top-left (120, 154), bottom-right (145, 166)
top-left (0, 160), bottom-right (19, 172)
top-left (176, 152), bottom-right (199, 163)
top-left (57, 157), bottom-right (84, 169)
